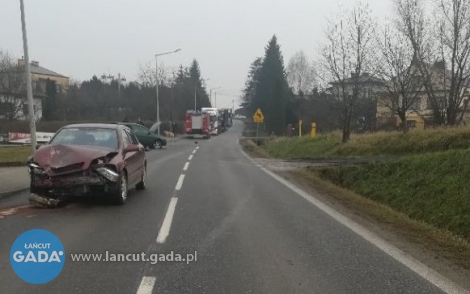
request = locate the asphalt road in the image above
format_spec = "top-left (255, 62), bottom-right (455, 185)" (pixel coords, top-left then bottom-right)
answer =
top-left (0, 121), bottom-right (464, 293)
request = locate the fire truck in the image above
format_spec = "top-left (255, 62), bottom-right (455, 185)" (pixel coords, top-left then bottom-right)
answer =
top-left (201, 107), bottom-right (219, 136)
top-left (185, 110), bottom-right (211, 139)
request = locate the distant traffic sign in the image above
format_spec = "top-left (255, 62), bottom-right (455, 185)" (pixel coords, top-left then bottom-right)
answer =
top-left (253, 108), bottom-right (264, 123)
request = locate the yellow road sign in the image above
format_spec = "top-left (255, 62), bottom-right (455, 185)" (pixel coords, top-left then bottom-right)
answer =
top-left (253, 108), bottom-right (264, 123)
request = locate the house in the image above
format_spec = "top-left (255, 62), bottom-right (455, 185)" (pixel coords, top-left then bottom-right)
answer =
top-left (328, 72), bottom-right (386, 131)
top-left (0, 59), bottom-right (69, 121)
top-left (376, 60), bottom-right (470, 130)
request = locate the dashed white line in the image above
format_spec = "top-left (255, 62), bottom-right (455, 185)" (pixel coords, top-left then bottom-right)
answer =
top-left (188, 154), bottom-right (193, 161)
top-left (183, 162), bottom-right (190, 171)
top-left (136, 276), bottom-right (156, 294)
top-left (175, 174), bottom-right (185, 191)
top-left (192, 149), bottom-right (197, 154)
top-left (156, 197), bottom-right (178, 244)
top-left (196, 146), bottom-right (200, 150)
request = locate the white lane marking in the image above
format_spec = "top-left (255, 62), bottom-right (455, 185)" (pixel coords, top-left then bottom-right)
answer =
top-left (192, 149), bottom-right (197, 154)
top-left (196, 146), bottom-right (200, 150)
top-left (156, 197), bottom-right (178, 244)
top-left (175, 174), bottom-right (185, 191)
top-left (136, 276), bottom-right (156, 294)
top-left (239, 148), bottom-right (468, 294)
top-left (188, 155), bottom-right (193, 161)
top-left (183, 162), bottom-right (190, 171)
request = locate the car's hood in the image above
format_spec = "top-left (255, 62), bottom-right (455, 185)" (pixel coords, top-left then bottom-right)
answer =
top-left (32, 144), bottom-right (117, 170)
top-left (149, 121), bottom-right (161, 133)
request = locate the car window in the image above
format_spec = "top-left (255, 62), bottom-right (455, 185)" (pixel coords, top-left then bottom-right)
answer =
top-left (50, 127), bottom-right (118, 149)
top-left (128, 132), bottom-right (139, 145)
top-left (133, 125), bottom-right (149, 134)
top-left (122, 130), bottom-right (132, 147)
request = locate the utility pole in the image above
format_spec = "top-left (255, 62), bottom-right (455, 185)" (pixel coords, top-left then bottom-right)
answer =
top-left (19, 0), bottom-right (36, 152)
top-left (117, 73), bottom-right (126, 97)
top-left (155, 48), bottom-right (181, 134)
top-left (214, 92), bottom-right (217, 108)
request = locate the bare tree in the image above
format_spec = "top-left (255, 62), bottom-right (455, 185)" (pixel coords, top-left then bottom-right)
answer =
top-left (286, 51), bottom-right (317, 95)
top-left (378, 25), bottom-right (423, 133)
top-left (137, 61), bottom-right (175, 87)
top-left (320, 3), bottom-right (379, 142)
top-left (0, 51), bottom-right (26, 120)
top-left (395, 0), bottom-right (447, 125)
top-left (436, 0), bottom-right (470, 125)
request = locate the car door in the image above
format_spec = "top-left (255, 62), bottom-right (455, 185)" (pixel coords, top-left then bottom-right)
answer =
top-left (122, 129), bottom-right (140, 185)
top-left (132, 125), bottom-right (153, 146)
top-left (128, 131), bottom-right (145, 174)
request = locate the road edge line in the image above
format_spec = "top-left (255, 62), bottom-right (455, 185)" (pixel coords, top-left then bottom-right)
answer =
top-left (237, 141), bottom-right (468, 294)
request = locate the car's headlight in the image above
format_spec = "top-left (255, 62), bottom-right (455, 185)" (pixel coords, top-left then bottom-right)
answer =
top-left (28, 163), bottom-right (44, 174)
top-left (96, 167), bottom-right (119, 182)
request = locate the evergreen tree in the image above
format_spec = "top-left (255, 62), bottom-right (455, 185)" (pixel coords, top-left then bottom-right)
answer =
top-left (254, 35), bottom-right (290, 135)
top-left (242, 57), bottom-right (263, 113)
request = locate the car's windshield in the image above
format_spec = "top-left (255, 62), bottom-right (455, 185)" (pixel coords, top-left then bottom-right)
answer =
top-left (50, 128), bottom-right (118, 149)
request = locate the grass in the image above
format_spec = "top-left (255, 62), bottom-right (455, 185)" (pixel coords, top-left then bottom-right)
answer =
top-left (313, 148), bottom-right (470, 240)
top-left (262, 126), bottom-right (470, 159)
top-left (240, 137), bottom-right (470, 271)
top-left (0, 146), bottom-right (31, 166)
top-left (239, 138), bottom-right (271, 158)
top-left (291, 168), bottom-right (470, 271)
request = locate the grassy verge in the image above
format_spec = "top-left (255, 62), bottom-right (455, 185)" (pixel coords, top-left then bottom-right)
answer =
top-left (263, 127), bottom-right (470, 159)
top-left (240, 137), bottom-right (470, 271)
top-left (314, 148), bottom-right (470, 240)
top-left (239, 138), bottom-right (271, 158)
top-left (292, 168), bottom-right (470, 271)
top-left (0, 146), bottom-right (31, 166)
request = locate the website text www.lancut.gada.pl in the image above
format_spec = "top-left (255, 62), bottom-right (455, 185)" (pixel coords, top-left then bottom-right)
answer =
top-left (69, 251), bottom-right (197, 265)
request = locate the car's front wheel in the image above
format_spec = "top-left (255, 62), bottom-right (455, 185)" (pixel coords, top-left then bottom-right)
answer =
top-left (111, 172), bottom-right (128, 205)
top-left (152, 140), bottom-right (163, 149)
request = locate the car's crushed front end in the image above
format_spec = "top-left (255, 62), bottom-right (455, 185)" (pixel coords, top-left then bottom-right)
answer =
top-left (28, 144), bottom-right (121, 206)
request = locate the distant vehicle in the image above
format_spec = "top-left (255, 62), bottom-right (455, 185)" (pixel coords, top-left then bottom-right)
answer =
top-left (218, 108), bottom-right (233, 133)
top-left (185, 110), bottom-right (211, 139)
top-left (27, 123), bottom-right (147, 207)
top-left (201, 107), bottom-right (219, 135)
top-left (115, 122), bottom-right (167, 149)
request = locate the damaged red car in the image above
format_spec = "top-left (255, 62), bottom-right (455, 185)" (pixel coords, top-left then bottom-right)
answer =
top-left (27, 123), bottom-right (147, 207)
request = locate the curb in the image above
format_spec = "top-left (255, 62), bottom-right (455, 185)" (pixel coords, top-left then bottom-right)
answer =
top-left (0, 187), bottom-right (29, 201)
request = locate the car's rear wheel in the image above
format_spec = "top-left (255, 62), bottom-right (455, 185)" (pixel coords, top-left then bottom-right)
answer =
top-left (136, 164), bottom-right (147, 190)
top-left (111, 172), bottom-right (128, 205)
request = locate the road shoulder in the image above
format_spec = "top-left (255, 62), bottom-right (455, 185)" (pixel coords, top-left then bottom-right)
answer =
top-left (239, 140), bottom-right (470, 292)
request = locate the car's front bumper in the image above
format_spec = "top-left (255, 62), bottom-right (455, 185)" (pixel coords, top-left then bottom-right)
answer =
top-left (30, 168), bottom-right (119, 198)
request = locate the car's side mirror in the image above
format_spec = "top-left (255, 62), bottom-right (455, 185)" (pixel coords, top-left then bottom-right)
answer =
top-left (124, 144), bottom-right (140, 153)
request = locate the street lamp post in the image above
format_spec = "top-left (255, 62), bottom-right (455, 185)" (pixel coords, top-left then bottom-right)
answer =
top-left (19, 0), bottom-right (37, 152)
top-left (155, 48), bottom-right (181, 135)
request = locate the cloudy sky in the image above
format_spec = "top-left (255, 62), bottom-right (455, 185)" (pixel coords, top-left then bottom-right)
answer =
top-left (2, 0), bottom-right (391, 108)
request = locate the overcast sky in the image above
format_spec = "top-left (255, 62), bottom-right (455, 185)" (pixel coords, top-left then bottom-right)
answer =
top-left (2, 0), bottom-right (391, 109)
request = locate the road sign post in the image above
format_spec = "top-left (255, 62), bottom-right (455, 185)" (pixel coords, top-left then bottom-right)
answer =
top-left (252, 108), bottom-right (264, 145)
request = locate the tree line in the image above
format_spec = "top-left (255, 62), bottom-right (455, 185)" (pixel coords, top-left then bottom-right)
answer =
top-left (242, 0), bottom-right (470, 142)
top-left (0, 53), bottom-right (212, 127)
